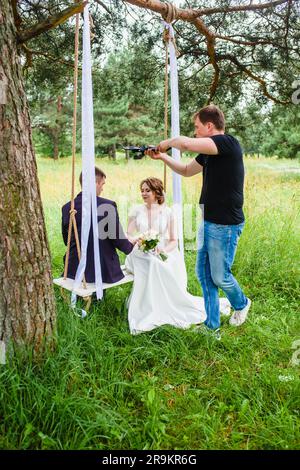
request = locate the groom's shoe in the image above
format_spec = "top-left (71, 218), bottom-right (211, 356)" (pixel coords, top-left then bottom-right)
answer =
top-left (229, 298), bottom-right (251, 326)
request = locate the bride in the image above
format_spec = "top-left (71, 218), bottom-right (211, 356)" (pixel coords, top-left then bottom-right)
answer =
top-left (125, 177), bottom-right (230, 335)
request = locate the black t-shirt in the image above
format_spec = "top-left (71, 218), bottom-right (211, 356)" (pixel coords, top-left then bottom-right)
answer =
top-left (195, 134), bottom-right (245, 225)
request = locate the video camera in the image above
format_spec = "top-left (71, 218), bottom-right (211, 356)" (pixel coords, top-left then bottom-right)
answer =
top-left (123, 145), bottom-right (157, 159)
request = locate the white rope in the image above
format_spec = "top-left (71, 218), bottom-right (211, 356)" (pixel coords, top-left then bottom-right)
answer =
top-left (73, 3), bottom-right (103, 300)
top-left (162, 21), bottom-right (184, 257)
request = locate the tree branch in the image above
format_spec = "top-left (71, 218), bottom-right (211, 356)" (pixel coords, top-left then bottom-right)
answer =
top-left (124, 0), bottom-right (291, 21)
top-left (94, 0), bottom-right (113, 15)
top-left (284, 0), bottom-right (293, 52)
top-left (218, 53), bottom-right (290, 104)
top-left (191, 18), bottom-right (219, 103)
top-left (17, 1), bottom-right (88, 44)
top-left (21, 44), bottom-right (80, 71)
top-left (196, 0), bottom-right (290, 16)
top-left (214, 35), bottom-right (277, 47)
top-left (12, 0), bottom-right (22, 29)
top-left (214, 34), bottom-right (296, 51)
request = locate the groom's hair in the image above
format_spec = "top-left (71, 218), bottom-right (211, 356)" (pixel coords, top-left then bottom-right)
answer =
top-left (79, 166), bottom-right (106, 186)
top-left (193, 104), bottom-right (225, 131)
top-left (140, 177), bottom-right (165, 205)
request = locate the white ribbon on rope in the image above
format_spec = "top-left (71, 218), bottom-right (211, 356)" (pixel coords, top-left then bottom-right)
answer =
top-left (162, 21), bottom-right (184, 256)
top-left (73, 4), bottom-right (103, 301)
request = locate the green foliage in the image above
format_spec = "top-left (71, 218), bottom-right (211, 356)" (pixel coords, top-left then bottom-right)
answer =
top-left (27, 44), bottom-right (165, 158)
top-left (262, 106), bottom-right (300, 160)
top-left (27, 45), bottom-right (300, 160)
top-left (93, 98), bottom-right (162, 155)
top-left (21, 1), bottom-right (299, 159)
top-left (224, 103), bottom-right (267, 157)
top-left (92, 47), bottom-right (165, 155)
top-left (27, 84), bottom-right (73, 159)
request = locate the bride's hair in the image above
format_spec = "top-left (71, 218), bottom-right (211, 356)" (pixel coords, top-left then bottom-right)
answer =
top-left (140, 177), bottom-right (165, 205)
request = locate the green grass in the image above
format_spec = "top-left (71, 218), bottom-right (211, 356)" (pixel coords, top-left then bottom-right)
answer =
top-left (0, 155), bottom-right (299, 450)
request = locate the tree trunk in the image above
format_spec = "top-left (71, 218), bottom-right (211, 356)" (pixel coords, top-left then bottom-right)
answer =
top-left (53, 95), bottom-right (62, 160)
top-left (111, 143), bottom-right (116, 160)
top-left (53, 129), bottom-right (59, 160)
top-left (0, 1), bottom-right (56, 358)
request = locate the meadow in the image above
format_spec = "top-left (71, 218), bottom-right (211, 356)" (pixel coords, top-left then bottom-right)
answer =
top-left (0, 155), bottom-right (299, 450)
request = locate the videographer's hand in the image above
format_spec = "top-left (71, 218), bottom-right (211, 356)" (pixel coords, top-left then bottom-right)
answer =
top-left (145, 148), bottom-right (163, 160)
top-left (157, 139), bottom-right (171, 153)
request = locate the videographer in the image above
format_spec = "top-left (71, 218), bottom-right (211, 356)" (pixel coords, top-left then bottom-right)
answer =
top-left (145, 104), bottom-right (251, 335)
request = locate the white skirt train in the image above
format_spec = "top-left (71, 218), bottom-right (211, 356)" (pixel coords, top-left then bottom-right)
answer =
top-left (125, 247), bottom-right (231, 335)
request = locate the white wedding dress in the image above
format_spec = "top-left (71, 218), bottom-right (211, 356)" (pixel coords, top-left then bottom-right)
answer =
top-left (125, 204), bottom-right (231, 335)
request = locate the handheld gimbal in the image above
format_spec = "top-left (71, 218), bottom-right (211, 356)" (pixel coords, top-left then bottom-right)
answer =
top-left (123, 145), bottom-right (171, 159)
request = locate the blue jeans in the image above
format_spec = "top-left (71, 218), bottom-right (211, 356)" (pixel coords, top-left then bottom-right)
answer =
top-left (196, 221), bottom-right (247, 330)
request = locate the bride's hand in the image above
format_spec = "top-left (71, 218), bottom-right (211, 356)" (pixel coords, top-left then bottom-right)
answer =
top-left (132, 236), bottom-right (143, 247)
top-left (128, 235), bottom-right (139, 245)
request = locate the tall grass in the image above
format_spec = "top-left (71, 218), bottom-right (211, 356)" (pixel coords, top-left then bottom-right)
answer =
top-left (0, 156), bottom-right (299, 450)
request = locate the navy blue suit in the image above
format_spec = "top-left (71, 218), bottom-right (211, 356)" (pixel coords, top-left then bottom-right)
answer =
top-left (62, 192), bottom-right (133, 283)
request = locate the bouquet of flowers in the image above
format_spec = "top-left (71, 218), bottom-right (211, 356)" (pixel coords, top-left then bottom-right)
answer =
top-left (138, 230), bottom-right (168, 262)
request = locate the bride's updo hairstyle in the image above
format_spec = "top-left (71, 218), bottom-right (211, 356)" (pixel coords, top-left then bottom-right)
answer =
top-left (140, 177), bottom-right (165, 205)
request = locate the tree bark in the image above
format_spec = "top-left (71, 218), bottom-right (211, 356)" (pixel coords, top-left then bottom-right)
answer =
top-left (0, 1), bottom-right (56, 356)
top-left (53, 131), bottom-right (59, 160)
top-left (108, 143), bottom-right (116, 160)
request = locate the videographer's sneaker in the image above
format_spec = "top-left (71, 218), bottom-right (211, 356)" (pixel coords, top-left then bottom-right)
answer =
top-left (229, 298), bottom-right (251, 326)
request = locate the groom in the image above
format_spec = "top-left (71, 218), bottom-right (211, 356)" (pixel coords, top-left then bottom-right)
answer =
top-left (62, 166), bottom-right (134, 284)
top-left (146, 104), bottom-right (251, 331)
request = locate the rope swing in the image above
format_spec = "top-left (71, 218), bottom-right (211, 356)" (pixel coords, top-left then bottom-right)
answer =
top-left (63, 11), bottom-right (85, 287)
top-left (56, 3), bottom-right (184, 310)
top-left (63, 3), bottom-right (103, 303)
top-left (73, 4), bottom-right (103, 300)
top-left (163, 28), bottom-right (169, 192)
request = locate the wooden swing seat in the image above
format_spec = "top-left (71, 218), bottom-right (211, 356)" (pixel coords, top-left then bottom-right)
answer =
top-left (53, 265), bottom-right (133, 297)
